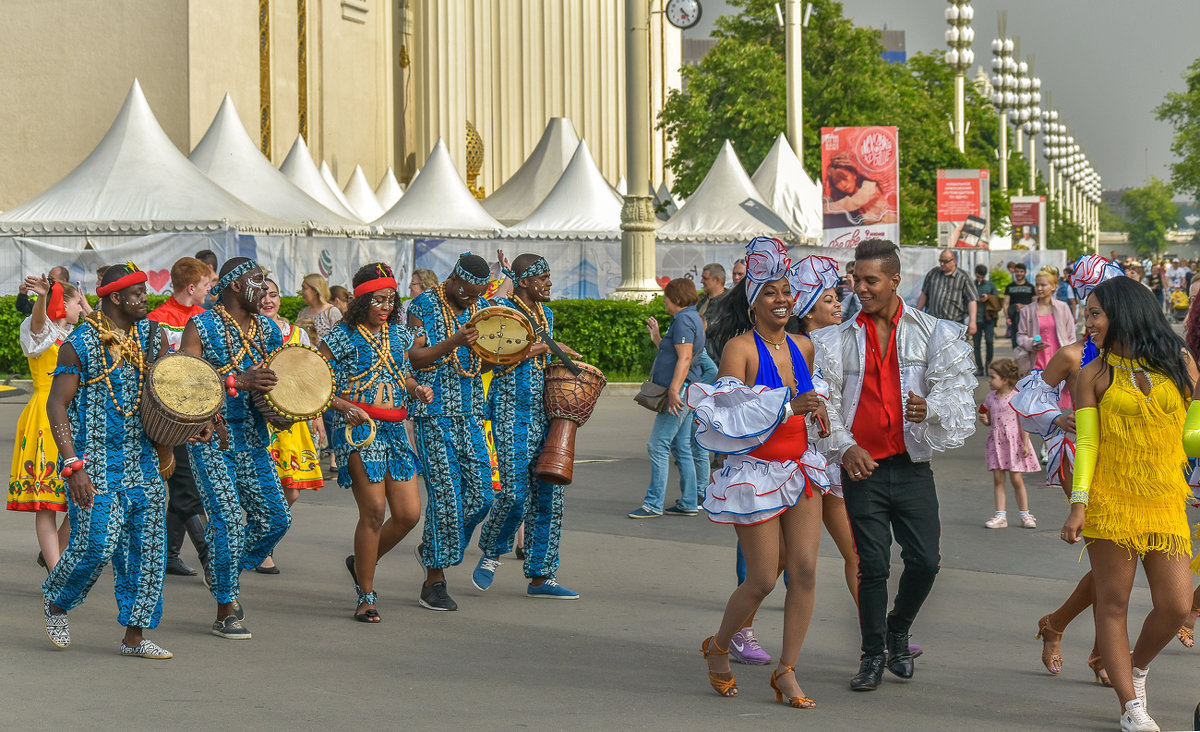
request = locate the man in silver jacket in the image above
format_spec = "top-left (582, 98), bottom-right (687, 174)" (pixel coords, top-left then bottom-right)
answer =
top-left (810, 239), bottom-right (976, 692)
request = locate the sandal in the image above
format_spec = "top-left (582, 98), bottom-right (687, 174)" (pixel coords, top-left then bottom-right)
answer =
top-left (1035, 614), bottom-right (1064, 675)
top-left (346, 555), bottom-right (359, 587)
top-left (769, 663), bottom-right (816, 709)
top-left (1087, 654), bottom-right (1112, 687)
top-left (700, 636), bottom-right (738, 697)
top-left (354, 587), bottom-right (381, 623)
top-left (1176, 606), bottom-right (1199, 648)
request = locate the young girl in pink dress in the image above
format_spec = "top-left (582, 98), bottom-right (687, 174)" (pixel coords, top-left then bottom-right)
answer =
top-left (980, 357), bottom-right (1041, 528)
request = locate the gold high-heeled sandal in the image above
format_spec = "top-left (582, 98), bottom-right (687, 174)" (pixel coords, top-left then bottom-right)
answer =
top-left (1087, 654), bottom-right (1112, 687)
top-left (1176, 606), bottom-right (1199, 648)
top-left (701, 636), bottom-right (738, 697)
top-left (769, 663), bottom-right (816, 709)
top-left (1035, 614), bottom-right (1064, 675)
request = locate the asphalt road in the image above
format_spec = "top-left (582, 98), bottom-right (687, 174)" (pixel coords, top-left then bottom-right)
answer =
top-left (2, 356), bottom-right (1198, 731)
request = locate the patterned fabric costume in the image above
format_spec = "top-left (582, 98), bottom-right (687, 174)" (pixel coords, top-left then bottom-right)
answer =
top-left (476, 297), bottom-right (565, 578)
top-left (7, 318), bottom-right (70, 511)
top-left (409, 287), bottom-right (493, 570)
top-left (41, 318), bottom-right (168, 629)
top-left (268, 325), bottom-right (324, 490)
top-left (324, 321), bottom-right (421, 488)
top-left (185, 307), bottom-right (290, 603)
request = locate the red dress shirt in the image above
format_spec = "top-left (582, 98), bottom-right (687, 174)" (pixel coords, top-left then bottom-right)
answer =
top-left (852, 301), bottom-right (906, 461)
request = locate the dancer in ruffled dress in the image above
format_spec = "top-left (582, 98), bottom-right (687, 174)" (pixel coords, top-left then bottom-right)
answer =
top-left (691, 236), bottom-right (831, 708)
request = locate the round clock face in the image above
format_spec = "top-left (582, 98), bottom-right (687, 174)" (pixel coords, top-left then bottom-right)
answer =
top-left (666, 0), bottom-right (702, 30)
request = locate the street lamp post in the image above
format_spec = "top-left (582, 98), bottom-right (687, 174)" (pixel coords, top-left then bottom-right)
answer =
top-left (1022, 63), bottom-right (1041, 193)
top-left (1011, 52), bottom-right (1029, 195)
top-left (945, 0), bottom-right (975, 153)
top-left (785, 0), bottom-right (804, 163)
top-left (990, 29), bottom-right (1015, 191)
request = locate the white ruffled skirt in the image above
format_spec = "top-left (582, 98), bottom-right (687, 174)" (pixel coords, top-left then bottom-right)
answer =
top-left (703, 450), bottom-right (829, 525)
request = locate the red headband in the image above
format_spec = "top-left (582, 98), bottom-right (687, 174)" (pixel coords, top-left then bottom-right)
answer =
top-left (96, 270), bottom-right (148, 297)
top-left (45, 282), bottom-right (66, 320)
top-left (353, 277), bottom-right (398, 298)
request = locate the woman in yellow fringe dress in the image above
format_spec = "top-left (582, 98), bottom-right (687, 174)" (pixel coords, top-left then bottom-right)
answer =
top-left (6, 276), bottom-right (84, 572)
top-left (255, 278), bottom-right (325, 573)
top-left (1064, 276), bottom-right (1195, 732)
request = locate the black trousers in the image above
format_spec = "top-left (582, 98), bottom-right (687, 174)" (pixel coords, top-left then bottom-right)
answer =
top-left (972, 319), bottom-right (995, 372)
top-left (842, 453), bottom-right (940, 656)
top-left (167, 443), bottom-right (205, 520)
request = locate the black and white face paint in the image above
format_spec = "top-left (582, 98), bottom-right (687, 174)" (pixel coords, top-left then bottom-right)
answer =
top-left (243, 269), bottom-right (266, 304)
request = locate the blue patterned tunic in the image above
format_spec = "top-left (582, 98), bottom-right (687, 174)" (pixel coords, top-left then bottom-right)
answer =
top-left (190, 308), bottom-right (284, 449)
top-left (407, 288), bottom-right (489, 419)
top-left (323, 322), bottom-right (421, 487)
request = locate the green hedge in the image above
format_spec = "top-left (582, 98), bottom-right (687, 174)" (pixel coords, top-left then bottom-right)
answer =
top-left (0, 295), bottom-right (669, 381)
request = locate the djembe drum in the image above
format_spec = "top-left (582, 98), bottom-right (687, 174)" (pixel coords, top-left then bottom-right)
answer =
top-left (143, 353), bottom-right (224, 446)
top-left (468, 305), bottom-right (536, 365)
top-left (253, 344), bottom-right (335, 429)
top-left (534, 362), bottom-right (606, 485)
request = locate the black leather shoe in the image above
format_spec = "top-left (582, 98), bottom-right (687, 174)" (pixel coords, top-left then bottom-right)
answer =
top-left (886, 632), bottom-right (915, 679)
top-left (850, 654), bottom-right (885, 691)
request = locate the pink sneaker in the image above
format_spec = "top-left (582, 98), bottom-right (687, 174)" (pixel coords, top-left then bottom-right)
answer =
top-left (1020, 513), bottom-right (1037, 529)
top-left (984, 513), bottom-right (1008, 529)
top-left (729, 627), bottom-right (771, 665)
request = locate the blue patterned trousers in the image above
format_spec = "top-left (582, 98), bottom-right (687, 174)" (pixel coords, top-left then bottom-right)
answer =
top-left (42, 480), bottom-right (167, 629)
top-left (187, 441), bottom-right (291, 603)
top-left (477, 416), bottom-right (565, 578)
top-left (414, 415), bottom-right (493, 569)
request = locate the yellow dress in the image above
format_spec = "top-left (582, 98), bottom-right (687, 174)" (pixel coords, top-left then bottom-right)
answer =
top-left (7, 320), bottom-right (68, 512)
top-left (268, 325), bottom-right (325, 490)
top-left (1082, 354), bottom-right (1192, 558)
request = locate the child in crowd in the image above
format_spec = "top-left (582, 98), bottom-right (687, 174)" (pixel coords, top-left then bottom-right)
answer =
top-left (979, 358), bottom-right (1040, 529)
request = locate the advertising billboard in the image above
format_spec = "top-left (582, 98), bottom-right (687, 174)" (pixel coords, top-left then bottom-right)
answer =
top-left (937, 169), bottom-right (991, 248)
top-left (820, 126), bottom-right (900, 248)
top-left (1009, 196), bottom-right (1047, 250)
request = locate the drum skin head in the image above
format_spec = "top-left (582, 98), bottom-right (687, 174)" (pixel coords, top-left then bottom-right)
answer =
top-left (151, 354), bottom-right (223, 418)
top-left (470, 306), bottom-right (535, 364)
top-left (265, 346), bottom-right (334, 417)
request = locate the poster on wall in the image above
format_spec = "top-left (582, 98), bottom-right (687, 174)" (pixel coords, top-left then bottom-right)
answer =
top-left (1009, 196), bottom-right (1047, 250)
top-left (937, 169), bottom-right (991, 248)
top-left (820, 126), bottom-right (900, 248)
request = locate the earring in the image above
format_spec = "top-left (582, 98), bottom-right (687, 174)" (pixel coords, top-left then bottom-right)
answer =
top-left (747, 307), bottom-right (756, 324)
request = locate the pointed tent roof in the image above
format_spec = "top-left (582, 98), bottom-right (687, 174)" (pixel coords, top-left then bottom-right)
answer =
top-left (504, 140), bottom-right (623, 240)
top-left (657, 140), bottom-right (791, 242)
top-left (752, 133), bottom-right (822, 243)
top-left (615, 177), bottom-right (627, 195)
top-left (654, 181), bottom-right (680, 220)
top-left (278, 137), bottom-right (361, 220)
top-left (374, 139), bottom-right (503, 237)
top-left (189, 94), bottom-right (361, 233)
top-left (374, 168), bottom-right (404, 210)
top-left (0, 79), bottom-right (301, 235)
top-left (342, 165), bottom-right (385, 222)
top-left (320, 161), bottom-right (356, 214)
top-left (481, 118), bottom-right (581, 225)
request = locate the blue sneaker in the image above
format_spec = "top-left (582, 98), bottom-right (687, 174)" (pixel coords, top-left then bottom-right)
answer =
top-left (472, 556), bottom-right (501, 591)
top-left (627, 507), bottom-right (661, 519)
top-left (526, 579), bottom-right (579, 600)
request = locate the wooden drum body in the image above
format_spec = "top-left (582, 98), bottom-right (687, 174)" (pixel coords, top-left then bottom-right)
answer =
top-left (143, 353), bottom-right (224, 447)
top-left (534, 362), bottom-right (606, 485)
top-left (468, 305), bottom-right (536, 365)
top-left (253, 344), bottom-right (335, 429)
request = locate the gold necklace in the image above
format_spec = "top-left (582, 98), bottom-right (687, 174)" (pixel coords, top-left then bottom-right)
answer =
top-left (419, 284), bottom-right (482, 377)
top-left (213, 305), bottom-right (269, 374)
top-left (754, 328), bottom-right (787, 351)
top-left (351, 325), bottom-right (411, 390)
top-left (510, 296), bottom-right (548, 370)
top-left (81, 312), bottom-right (146, 418)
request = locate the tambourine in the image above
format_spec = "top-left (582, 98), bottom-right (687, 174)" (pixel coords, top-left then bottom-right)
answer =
top-left (344, 415), bottom-right (377, 450)
top-left (467, 305), bottom-right (536, 365)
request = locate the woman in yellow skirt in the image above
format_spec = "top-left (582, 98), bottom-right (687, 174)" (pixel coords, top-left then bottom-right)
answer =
top-left (6, 276), bottom-right (85, 571)
top-left (255, 278), bottom-right (325, 573)
top-left (1064, 276), bottom-right (1195, 732)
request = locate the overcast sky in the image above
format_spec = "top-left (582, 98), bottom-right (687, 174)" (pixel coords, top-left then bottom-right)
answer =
top-left (687, 0), bottom-right (1198, 192)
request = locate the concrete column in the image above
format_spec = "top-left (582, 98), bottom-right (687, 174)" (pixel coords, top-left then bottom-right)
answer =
top-left (785, 0), bottom-right (803, 163)
top-left (998, 114), bottom-right (1008, 191)
top-left (954, 72), bottom-right (965, 153)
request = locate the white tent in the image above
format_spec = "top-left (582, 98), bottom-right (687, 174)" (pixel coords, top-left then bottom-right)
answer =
top-left (374, 139), bottom-right (503, 238)
top-left (481, 118), bottom-right (581, 226)
top-left (654, 181), bottom-right (680, 220)
top-left (657, 140), bottom-right (791, 242)
top-left (615, 177), bottom-right (627, 195)
top-left (278, 137), bottom-right (361, 221)
top-left (320, 161), bottom-right (356, 214)
top-left (375, 168), bottom-right (404, 210)
top-left (342, 165), bottom-right (385, 222)
top-left (0, 79), bottom-right (300, 235)
top-left (752, 133), bottom-right (822, 244)
top-left (189, 95), bottom-right (361, 233)
top-left (504, 141), bottom-right (622, 239)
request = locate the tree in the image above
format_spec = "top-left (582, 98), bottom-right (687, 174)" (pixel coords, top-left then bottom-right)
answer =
top-left (1155, 58), bottom-right (1200, 202)
top-left (1097, 200), bottom-right (1129, 232)
top-left (1123, 178), bottom-right (1179, 256)
top-left (659, 0), bottom-right (1031, 246)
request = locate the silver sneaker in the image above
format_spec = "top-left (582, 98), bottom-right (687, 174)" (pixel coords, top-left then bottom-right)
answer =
top-left (121, 638), bottom-right (173, 659)
top-left (43, 596), bottom-right (69, 649)
top-left (212, 616), bottom-right (252, 640)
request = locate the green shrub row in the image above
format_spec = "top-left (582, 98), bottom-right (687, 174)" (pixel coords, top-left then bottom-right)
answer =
top-left (0, 295), bottom-right (668, 381)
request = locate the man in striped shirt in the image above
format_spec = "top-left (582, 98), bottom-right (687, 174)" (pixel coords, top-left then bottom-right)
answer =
top-left (916, 249), bottom-right (978, 336)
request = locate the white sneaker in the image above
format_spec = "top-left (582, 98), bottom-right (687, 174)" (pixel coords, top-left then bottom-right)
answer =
top-left (984, 513), bottom-right (1008, 529)
top-left (1132, 664), bottom-right (1149, 712)
top-left (1020, 513), bottom-right (1037, 529)
top-left (1120, 699), bottom-right (1158, 732)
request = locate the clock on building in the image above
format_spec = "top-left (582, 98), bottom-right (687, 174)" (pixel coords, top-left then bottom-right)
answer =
top-left (665, 0), bottom-right (702, 30)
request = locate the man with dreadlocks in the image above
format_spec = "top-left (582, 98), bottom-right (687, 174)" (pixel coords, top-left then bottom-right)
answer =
top-left (407, 252), bottom-right (494, 611)
top-left (471, 252), bottom-right (583, 599)
top-left (179, 257), bottom-right (289, 640)
top-left (41, 263), bottom-right (174, 658)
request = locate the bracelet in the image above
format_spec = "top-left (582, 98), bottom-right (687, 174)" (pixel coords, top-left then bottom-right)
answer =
top-left (61, 455), bottom-right (86, 478)
top-left (1068, 489), bottom-right (1089, 506)
top-left (782, 401), bottom-right (795, 421)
